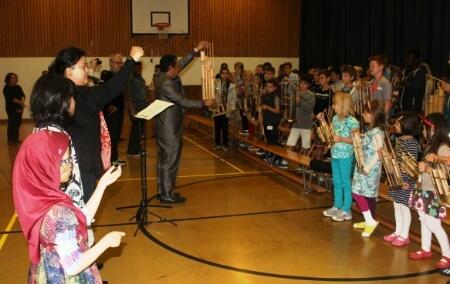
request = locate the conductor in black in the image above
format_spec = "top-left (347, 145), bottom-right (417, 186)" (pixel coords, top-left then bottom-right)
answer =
top-left (154, 41), bottom-right (213, 203)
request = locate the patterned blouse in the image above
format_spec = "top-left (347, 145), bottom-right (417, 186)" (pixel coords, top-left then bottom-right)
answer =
top-left (352, 127), bottom-right (384, 198)
top-left (28, 205), bottom-right (101, 284)
top-left (410, 145), bottom-right (450, 219)
top-left (330, 115), bottom-right (359, 159)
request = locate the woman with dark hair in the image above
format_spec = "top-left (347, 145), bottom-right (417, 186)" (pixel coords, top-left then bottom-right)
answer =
top-left (48, 46), bottom-right (143, 202)
top-left (409, 112), bottom-right (450, 269)
top-left (3, 72), bottom-right (25, 144)
top-left (31, 74), bottom-right (85, 207)
top-left (14, 74), bottom-right (125, 283)
top-left (13, 131), bottom-right (123, 283)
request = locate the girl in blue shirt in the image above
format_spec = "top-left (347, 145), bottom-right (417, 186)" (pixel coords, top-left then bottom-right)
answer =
top-left (321, 92), bottom-right (359, 221)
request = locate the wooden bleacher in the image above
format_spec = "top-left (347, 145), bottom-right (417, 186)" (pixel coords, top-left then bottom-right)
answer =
top-left (186, 114), bottom-right (325, 192)
top-left (186, 114), bottom-right (310, 166)
top-left (185, 113), bottom-right (450, 253)
top-left (186, 114), bottom-right (214, 139)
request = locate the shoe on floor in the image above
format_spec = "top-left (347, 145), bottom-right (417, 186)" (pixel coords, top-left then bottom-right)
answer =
top-left (127, 152), bottom-right (140, 157)
top-left (353, 221), bottom-right (366, 229)
top-left (160, 194), bottom-right (187, 204)
top-left (274, 159), bottom-right (288, 169)
top-left (213, 144), bottom-right (222, 150)
top-left (112, 159), bottom-right (127, 165)
top-left (332, 210), bottom-right (352, 222)
top-left (248, 145), bottom-right (258, 151)
top-left (439, 267), bottom-right (450, 276)
top-left (256, 149), bottom-right (265, 156)
top-left (408, 249), bottom-right (433, 260)
top-left (361, 221), bottom-right (379, 237)
top-left (222, 146), bottom-right (230, 152)
top-left (322, 207), bottom-right (339, 217)
top-left (391, 236), bottom-right (410, 247)
top-left (436, 256), bottom-right (450, 269)
top-left (383, 233), bottom-right (398, 242)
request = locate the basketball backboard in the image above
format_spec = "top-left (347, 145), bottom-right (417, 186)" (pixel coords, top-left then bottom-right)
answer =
top-left (131, 0), bottom-right (189, 35)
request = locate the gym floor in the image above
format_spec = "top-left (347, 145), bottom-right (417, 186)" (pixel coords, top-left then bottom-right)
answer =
top-left (0, 120), bottom-right (447, 283)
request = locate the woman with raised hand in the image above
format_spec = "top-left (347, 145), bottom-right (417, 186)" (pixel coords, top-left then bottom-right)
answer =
top-left (13, 74), bottom-right (125, 283)
top-left (48, 46), bottom-right (144, 203)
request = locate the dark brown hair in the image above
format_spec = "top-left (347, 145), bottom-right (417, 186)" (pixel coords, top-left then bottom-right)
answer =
top-left (368, 55), bottom-right (387, 69)
top-left (341, 65), bottom-right (356, 79)
top-left (363, 100), bottom-right (385, 129)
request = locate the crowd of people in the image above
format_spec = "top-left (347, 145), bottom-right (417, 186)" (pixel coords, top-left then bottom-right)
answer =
top-left (207, 52), bottom-right (450, 273)
top-left (4, 43), bottom-right (450, 282)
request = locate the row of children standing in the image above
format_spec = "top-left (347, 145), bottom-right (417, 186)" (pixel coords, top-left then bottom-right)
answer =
top-left (320, 92), bottom-right (450, 269)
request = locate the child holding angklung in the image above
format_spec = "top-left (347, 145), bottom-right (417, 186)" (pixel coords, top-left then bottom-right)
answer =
top-left (383, 112), bottom-right (420, 246)
top-left (351, 100), bottom-right (385, 237)
top-left (321, 92), bottom-right (359, 222)
top-left (409, 113), bottom-right (450, 269)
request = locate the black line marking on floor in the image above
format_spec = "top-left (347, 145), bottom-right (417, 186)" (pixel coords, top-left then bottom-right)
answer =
top-left (140, 225), bottom-right (439, 281)
top-left (175, 172), bottom-right (276, 189)
top-left (0, 205), bottom-right (329, 235)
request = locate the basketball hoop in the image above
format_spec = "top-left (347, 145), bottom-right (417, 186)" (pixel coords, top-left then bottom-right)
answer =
top-left (154, 23), bottom-right (171, 40)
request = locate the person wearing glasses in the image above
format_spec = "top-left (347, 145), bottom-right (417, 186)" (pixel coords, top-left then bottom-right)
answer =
top-left (101, 54), bottom-right (127, 166)
top-left (48, 46), bottom-right (144, 203)
top-left (14, 74), bottom-right (124, 283)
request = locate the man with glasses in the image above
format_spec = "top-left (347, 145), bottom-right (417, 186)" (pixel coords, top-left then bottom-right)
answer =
top-left (101, 54), bottom-right (127, 166)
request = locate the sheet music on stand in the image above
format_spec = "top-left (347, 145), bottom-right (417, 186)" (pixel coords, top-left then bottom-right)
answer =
top-left (134, 99), bottom-right (174, 120)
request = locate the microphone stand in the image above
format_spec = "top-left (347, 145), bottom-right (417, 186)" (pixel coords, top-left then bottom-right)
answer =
top-left (116, 118), bottom-right (176, 236)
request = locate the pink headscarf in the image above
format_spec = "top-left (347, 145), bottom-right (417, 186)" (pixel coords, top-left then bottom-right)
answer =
top-left (12, 130), bottom-right (88, 264)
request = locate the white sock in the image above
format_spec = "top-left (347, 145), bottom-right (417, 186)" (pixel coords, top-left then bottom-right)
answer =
top-left (362, 210), bottom-right (377, 226)
top-left (399, 204), bottom-right (411, 239)
top-left (393, 202), bottom-right (402, 236)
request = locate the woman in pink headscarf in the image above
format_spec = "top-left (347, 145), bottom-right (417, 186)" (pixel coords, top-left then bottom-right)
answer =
top-left (13, 75), bottom-right (124, 283)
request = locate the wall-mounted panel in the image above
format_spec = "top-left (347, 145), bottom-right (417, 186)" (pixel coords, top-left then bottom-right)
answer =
top-left (0, 0), bottom-right (300, 57)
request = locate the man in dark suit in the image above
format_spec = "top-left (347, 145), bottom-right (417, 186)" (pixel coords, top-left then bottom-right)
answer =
top-left (155, 41), bottom-right (213, 203)
top-left (101, 53), bottom-right (127, 165)
top-left (400, 49), bottom-right (426, 113)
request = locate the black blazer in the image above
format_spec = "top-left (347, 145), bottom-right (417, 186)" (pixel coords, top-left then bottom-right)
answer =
top-left (68, 59), bottom-right (135, 178)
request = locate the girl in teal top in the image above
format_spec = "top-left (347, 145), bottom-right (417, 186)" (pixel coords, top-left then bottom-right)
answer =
top-left (321, 92), bottom-right (359, 221)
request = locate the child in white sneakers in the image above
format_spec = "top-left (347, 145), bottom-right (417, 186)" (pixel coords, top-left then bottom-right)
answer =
top-left (321, 92), bottom-right (359, 221)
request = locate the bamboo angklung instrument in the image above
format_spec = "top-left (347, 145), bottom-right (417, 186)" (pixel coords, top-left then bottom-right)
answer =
top-left (352, 129), bottom-right (365, 172)
top-left (399, 150), bottom-right (419, 179)
top-left (426, 161), bottom-right (450, 207)
top-left (279, 78), bottom-right (298, 123)
top-left (200, 43), bottom-right (225, 117)
top-left (315, 110), bottom-right (334, 153)
top-left (243, 81), bottom-right (255, 123)
top-left (354, 80), bottom-right (372, 130)
top-left (424, 74), bottom-right (445, 115)
top-left (378, 130), bottom-right (403, 190)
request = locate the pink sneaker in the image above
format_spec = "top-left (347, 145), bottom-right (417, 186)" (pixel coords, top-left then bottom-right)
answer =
top-left (436, 256), bottom-right (450, 269)
top-left (383, 233), bottom-right (397, 242)
top-left (391, 236), bottom-right (410, 247)
top-left (409, 249), bottom-right (433, 260)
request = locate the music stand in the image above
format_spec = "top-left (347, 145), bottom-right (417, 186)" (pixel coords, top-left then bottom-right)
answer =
top-left (116, 101), bottom-right (177, 236)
